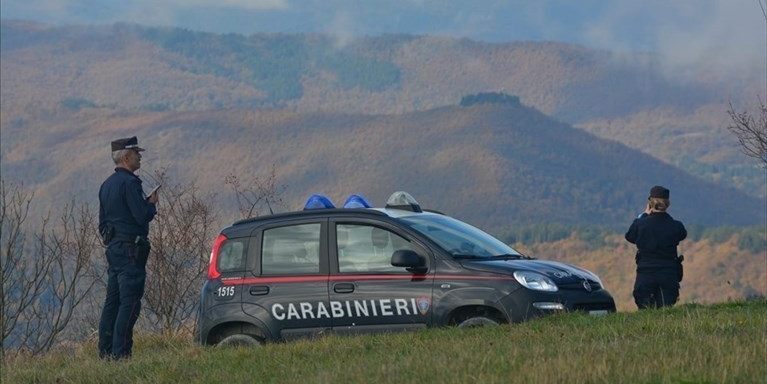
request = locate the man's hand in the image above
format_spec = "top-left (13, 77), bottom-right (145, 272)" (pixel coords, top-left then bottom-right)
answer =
top-left (147, 190), bottom-right (159, 204)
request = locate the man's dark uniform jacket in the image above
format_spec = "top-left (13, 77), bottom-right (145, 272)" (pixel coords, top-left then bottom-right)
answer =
top-left (99, 168), bottom-right (156, 240)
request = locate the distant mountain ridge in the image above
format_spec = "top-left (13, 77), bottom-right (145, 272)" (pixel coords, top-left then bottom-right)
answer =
top-left (0, 20), bottom-right (765, 231)
top-left (1, 100), bottom-right (762, 232)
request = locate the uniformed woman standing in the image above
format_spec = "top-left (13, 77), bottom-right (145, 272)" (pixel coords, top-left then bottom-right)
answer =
top-left (625, 185), bottom-right (687, 310)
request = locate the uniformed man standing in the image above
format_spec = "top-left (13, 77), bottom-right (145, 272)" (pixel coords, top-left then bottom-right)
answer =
top-left (98, 136), bottom-right (158, 360)
top-left (625, 185), bottom-right (687, 310)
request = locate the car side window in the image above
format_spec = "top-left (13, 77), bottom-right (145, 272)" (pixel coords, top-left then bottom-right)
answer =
top-left (336, 224), bottom-right (412, 273)
top-left (262, 223), bottom-right (321, 275)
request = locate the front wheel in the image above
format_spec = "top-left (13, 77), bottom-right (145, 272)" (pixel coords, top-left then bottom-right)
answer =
top-left (217, 334), bottom-right (262, 347)
top-left (457, 316), bottom-right (499, 328)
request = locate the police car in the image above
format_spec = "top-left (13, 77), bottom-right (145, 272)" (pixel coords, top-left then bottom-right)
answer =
top-left (196, 192), bottom-right (616, 346)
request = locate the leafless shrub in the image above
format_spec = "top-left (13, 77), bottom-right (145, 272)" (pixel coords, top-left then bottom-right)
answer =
top-left (1, 181), bottom-right (102, 358)
top-left (1, 180), bottom-right (36, 360)
top-left (727, 100), bottom-right (767, 169)
top-left (140, 168), bottom-right (218, 335)
top-left (27, 200), bottom-right (103, 352)
top-left (225, 164), bottom-right (286, 219)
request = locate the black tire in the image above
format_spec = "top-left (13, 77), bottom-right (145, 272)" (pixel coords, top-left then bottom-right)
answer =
top-left (217, 334), bottom-right (262, 347)
top-left (457, 316), bottom-right (499, 328)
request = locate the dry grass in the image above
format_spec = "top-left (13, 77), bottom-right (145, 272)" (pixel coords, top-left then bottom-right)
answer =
top-left (3, 299), bottom-right (766, 384)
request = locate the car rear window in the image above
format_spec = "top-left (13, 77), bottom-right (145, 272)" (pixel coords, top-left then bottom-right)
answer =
top-left (217, 238), bottom-right (247, 272)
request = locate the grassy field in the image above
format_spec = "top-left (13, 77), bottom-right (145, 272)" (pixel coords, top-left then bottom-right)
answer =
top-left (3, 299), bottom-right (766, 384)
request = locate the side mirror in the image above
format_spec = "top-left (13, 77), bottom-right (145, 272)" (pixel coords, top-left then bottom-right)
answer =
top-left (391, 249), bottom-right (426, 273)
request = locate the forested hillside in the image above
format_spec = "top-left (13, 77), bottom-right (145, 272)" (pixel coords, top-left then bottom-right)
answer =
top-left (1, 102), bottom-right (763, 232)
top-left (0, 21), bottom-right (764, 232)
top-left (1, 20), bottom-right (764, 198)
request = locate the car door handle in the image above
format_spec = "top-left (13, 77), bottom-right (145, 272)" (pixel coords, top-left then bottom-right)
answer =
top-left (249, 286), bottom-right (270, 296)
top-left (333, 283), bottom-right (355, 294)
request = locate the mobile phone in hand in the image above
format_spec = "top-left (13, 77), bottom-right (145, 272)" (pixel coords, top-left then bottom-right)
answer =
top-left (146, 185), bottom-right (161, 200)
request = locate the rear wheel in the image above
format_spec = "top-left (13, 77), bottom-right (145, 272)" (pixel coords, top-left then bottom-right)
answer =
top-left (457, 316), bottom-right (499, 328)
top-left (217, 334), bottom-right (262, 347)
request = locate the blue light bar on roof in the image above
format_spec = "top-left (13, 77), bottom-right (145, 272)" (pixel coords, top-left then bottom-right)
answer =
top-left (304, 194), bottom-right (335, 210)
top-left (343, 194), bottom-right (371, 208)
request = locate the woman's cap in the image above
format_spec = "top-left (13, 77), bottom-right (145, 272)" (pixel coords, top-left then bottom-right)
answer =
top-left (649, 185), bottom-right (670, 199)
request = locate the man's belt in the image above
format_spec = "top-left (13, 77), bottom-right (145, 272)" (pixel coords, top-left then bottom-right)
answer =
top-left (112, 233), bottom-right (149, 245)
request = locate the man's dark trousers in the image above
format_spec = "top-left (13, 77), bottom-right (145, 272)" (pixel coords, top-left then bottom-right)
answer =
top-left (98, 240), bottom-right (149, 359)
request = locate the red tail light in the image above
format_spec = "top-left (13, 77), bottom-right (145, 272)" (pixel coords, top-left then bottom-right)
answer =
top-left (208, 234), bottom-right (228, 280)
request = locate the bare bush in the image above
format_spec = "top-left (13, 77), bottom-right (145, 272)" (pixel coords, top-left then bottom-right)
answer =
top-left (1, 181), bottom-right (101, 358)
top-left (27, 200), bottom-right (103, 352)
top-left (225, 164), bottom-right (286, 219)
top-left (140, 169), bottom-right (218, 335)
top-left (0, 180), bottom-right (36, 360)
top-left (727, 100), bottom-right (767, 169)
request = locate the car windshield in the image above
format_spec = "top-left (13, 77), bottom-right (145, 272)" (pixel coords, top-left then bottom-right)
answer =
top-left (398, 213), bottom-right (525, 259)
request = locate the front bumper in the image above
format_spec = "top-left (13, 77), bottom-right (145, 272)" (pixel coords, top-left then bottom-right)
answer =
top-left (501, 287), bottom-right (616, 322)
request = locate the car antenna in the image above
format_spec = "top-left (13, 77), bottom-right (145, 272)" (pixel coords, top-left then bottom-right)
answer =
top-left (265, 197), bottom-right (274, 214)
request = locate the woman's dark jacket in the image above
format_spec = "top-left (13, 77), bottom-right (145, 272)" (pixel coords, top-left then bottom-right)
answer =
top-left (625, 212), bottom-right (687, 273)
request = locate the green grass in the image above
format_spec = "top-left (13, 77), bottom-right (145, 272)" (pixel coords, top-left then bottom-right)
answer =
top-left (3, 299), bottom-right (766, 384)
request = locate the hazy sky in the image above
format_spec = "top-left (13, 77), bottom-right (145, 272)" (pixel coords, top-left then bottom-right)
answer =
top-left (2, 0), bottom-right (765, 75)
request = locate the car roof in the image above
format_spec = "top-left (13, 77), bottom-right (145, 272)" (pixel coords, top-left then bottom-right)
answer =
top-left (226, 191), bottom-right (440, 230)
top-left (231, 207), bottom-right (386, 226)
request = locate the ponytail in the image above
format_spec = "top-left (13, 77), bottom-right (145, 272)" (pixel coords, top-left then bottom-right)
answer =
top-left (649, 197), bottom-right (670, 212)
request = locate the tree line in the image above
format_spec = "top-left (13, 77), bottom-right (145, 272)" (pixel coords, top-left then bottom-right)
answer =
top-left (501, 223), bottom-right (766, 254)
